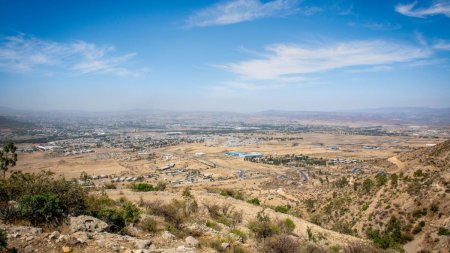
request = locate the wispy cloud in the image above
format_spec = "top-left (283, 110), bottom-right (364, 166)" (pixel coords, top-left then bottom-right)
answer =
top-left (395, 0), bottom-right (450, 18)
top-left (0, 33), bottom-right (148, 77)
top-left (348, 21), bottom-right (402, 31)
top-left (184, 0), bottom-right (299, 27)
top-left (220, 40), bottom-right (431, 81)
top-left (433, 40), bottom-right (450, 50)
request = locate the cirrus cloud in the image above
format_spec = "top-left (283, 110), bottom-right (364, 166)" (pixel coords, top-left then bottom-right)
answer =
top-left (185, 0), bottom-right (299, 28)
top-left (395, 0), bottom-right (450, 18)
top-left (0, 33), bottom-right (148, 77)
top-left (221, 40), bottom-right (431, 81)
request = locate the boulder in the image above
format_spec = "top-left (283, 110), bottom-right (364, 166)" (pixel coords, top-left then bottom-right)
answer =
top-left (134, 239), bottom-right (152, 249)
top-left (70, 215), bottom-right (108, 233)
top-left (162, 231), bottom-right (175, 240)
top-left (221, 242), bottom-right (230, 250)
top-left (185, 236), bottom-right (199, 247)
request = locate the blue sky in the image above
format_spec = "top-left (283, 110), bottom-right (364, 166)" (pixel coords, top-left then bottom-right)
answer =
top-left (0, 0), bottom-right (449, 112)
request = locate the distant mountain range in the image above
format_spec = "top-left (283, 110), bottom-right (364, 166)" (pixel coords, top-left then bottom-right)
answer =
top-left (0, 107), bottom-right (449, 126)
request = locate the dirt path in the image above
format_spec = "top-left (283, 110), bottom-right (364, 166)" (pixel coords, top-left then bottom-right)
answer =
top-left (388, 156), bottom-right (405, 172)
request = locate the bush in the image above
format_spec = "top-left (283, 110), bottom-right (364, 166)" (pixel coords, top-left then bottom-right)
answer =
top-left (247, 198), bottom-right (260, 206)
top-left (97, 208), bottom-right (126, 232)
top-left (274, 205), bottom-right (291, 214)
top-left (146, 199), bottom-right (196, 229)
top-left (0, 171), bottom-right (86, 223)
top-left (206, 220), bottom-right (221, 231)
top-left (263, 234), bottom-right (300, 253)
top-left (362, 178), bottom-right (374, 194)
top-left (438, 227), bottom-right (450, 236)
top-left (219, 189), bottom-right (244, 200)
top-left (281, 218), bottom-right (296, 234)
top-left (230, 228), bottom-right (247, 242)
top-left (335, 177), bottom-right (349, 188)
top-left (130, 183), bottom-right (155, 192)
top-left (121, 201), bottom-right (140, 223)
top-left (139, 217), bottom-right (158, 233)
top-left (86, 195), bottom-right (140, 232)
top-left (248, 212), bottom-right (279, 239)
top-left (205, 203), bottom-right (242, 228)
top-left (0, 229), bottom-right (6, 250)
top-left (18, 194), bottom-right (66, 225)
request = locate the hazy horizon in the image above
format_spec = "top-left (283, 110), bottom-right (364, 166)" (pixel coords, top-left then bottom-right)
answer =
top-left (1, 0), bottom-right (450, 112)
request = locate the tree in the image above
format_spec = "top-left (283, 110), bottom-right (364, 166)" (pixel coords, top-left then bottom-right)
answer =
top-left (0, 141), bottom-right (17, 178)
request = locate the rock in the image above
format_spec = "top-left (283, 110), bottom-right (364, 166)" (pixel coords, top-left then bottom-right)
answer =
top-left (70, 215), bottom-right (108, 233)
top-left (25, 235), bottom-right (35, 241)
top-left (97, 240), bottom-right (105, 248)
top-left (7, 233), bottom-right (19, 238)
top-left (162, 231), bottom-right (175, 240)
top-left (175, 245), bottom-right (197, 253)
top-left (72, 231), bottom-right (89, 244)
top-left (134, 239), bottom-right (152, 249)
top-left (108, 241), bottom-right (120, 252)
top-left (6, 225), bottom-right (42, 235)
top-left (66, 237), bottom-right (81, 246)
top-left (56, 235), bottom-right (67, 243)
top-left (185, 236), bottom-right (199, 247)
top-left (62, 246), bottom-right (72, 253)
top-left (49, 231), bottom-right (60, 240)
top-left (221, 242), bottom-right (230, 250)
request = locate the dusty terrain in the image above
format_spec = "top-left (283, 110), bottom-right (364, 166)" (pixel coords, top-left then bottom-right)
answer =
top-left (3, 131), bottom-right (450, 252)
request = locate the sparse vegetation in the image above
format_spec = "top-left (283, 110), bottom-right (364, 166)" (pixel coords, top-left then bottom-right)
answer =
top-left (262, 234), bottom-right (300, 253)
top-left (139, 217), bottom-right (158, 233)
top-left (247, 197), bottom-right (260, 205)
top-left (438, 227), bottom-right (450, 236)
top-left (0, 229), bottom-right (7, 250)
top-left (129, 182), bottom-right (166, 192)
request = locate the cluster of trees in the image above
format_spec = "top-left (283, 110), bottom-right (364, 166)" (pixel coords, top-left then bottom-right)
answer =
top-left (246, 154), bottom-right (326, 166)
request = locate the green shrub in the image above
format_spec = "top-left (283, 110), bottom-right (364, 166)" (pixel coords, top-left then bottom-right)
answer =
top-left (230, 228), bottom-right (247, 242)
top-left (247, 197), bottom-right (260, 206)
top-left (0, 229), bottom-right (6, 250)
top-left (86, 195), bottom-right (140, 232)
top-left (362, 179), bottom-right (374, 194)
top-left (248, 212), bottom-right (279, 239)
top-left (390, 174), bottom-right (398, 188)
top-left (438, 227), bottom-right (450, 236)
top-left (130, 183), bottom-right (156, 192)
top-left (414, 169), bottom-right (424, 177)
top-left (121, 201), bottom-right (140, 223)
top-left (412, 208), bottom-right (427, 218)
top-left (97, 208), bottom-right (126, 232)
top-left (281, 218), bottom-right (296, 233)
top-left (274, 205), bottom-right (291, 214)
top-left (206, 220), bottom-right (221, 230)
top-left (0, 171), bottom-right (86, 223)
top-left (335, 177), bottom-right (349, 188)
top-left (219, 189), bottom-right (244, 200)
top-left (139, 217), bottom-right (158, 233)
top-left (18, 194), bottom-right (66, 225)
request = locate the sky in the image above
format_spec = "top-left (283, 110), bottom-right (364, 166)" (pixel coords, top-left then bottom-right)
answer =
top-left (0, 0), bottom-right (449, 112)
